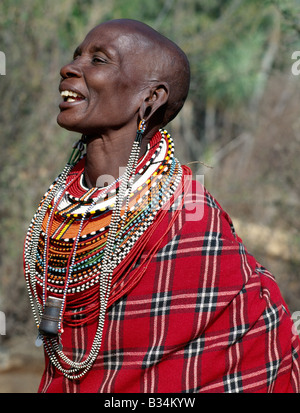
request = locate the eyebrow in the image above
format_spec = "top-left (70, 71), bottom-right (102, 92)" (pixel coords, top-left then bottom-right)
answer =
top-left (73, 46), bottom-right (81, 59)
top-left (90, 44), bottom-right (116, 60)
top-left (72, 44), bottom-right (117, 61)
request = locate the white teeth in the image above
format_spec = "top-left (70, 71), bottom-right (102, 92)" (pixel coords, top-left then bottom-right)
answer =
top-left (67, 98), bottom-right (76, 102)
top-left (61, 90), bottom-right (83, 98)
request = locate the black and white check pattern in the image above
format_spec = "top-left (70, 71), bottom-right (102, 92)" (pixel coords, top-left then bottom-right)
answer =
top-left (150, 291), bottom-right (172, 317)
top-left (142, 345), bottom-right (165, 369)
top-left (223, 371), bottom-right (243, 393)
top-left (202, 231), bottom-right (223, 256)
top-left (205, 192), bottom-right (219, 209)
top-left (263, 303), bottom-right (280, 332)
top-left (156, 234), bottom-right (180, 261)
top-left (228, 324), bottom-right (250, 345)
top-left (196, 287), bottom-right (218, 313)
top-left (108, 296), bottom-right (127, 320)
top-left (184, 336), bottom-right (205, 358)
top-left (103, 348), bottom-right (124, 371)
top-left (266, 359), bottom-right (281, 387)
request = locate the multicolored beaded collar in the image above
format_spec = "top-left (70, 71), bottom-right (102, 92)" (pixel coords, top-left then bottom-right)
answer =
top-left (24, 128), bottom-right (183, 379)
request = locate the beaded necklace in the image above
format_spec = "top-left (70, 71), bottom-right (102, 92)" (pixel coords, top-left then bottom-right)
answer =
top-left (24, 128), bottom-right (182, 379)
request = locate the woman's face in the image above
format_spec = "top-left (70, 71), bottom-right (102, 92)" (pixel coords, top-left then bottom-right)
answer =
top-left (57, 23), bottom-right (148, 135)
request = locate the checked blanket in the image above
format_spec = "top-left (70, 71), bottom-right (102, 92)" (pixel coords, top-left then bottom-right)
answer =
top-left (38, 172), bottom-right (300, 393)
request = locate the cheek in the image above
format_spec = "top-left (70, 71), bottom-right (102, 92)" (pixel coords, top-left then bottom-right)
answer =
top-left (89, 83), bottom-right (140, 120)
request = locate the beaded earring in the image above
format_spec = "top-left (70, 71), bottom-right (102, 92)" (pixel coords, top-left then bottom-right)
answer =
top-left (135, 119), bottom-right (146, 143)
top-left (113, 119), bottom-right (146, 235)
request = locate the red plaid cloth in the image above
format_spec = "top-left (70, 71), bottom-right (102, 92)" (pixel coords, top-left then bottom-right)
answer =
top-left (38, 176), bottom-right (300, 393)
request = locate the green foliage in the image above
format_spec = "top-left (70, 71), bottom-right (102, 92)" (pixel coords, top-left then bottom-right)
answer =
top-left (199, 32), bottom-right (265, 107)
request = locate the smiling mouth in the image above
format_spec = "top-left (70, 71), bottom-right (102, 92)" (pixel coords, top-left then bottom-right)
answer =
top-left (61, 90), bottom-right (85, 102)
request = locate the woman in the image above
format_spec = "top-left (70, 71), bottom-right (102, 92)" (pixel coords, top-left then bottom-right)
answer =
top-left (24, 19), bottom-right (300, 393)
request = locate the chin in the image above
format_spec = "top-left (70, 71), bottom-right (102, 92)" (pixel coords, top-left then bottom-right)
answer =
top-left (57, 113), bottom-right (85, 134)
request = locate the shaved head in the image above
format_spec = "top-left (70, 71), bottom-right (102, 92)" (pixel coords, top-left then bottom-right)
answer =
top-left (90, 19), bottom-right (190, 126)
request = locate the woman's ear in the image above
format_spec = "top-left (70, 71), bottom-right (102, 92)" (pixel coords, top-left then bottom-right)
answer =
top-left (139, 83), bottom-right (169, 123)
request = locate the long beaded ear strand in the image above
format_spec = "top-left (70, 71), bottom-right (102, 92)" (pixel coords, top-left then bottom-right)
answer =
top-left (117, 120), bottom-right (146, 238)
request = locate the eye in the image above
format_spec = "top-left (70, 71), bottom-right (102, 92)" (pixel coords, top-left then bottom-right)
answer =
top-left (92, 55), bottom-right (107, 64)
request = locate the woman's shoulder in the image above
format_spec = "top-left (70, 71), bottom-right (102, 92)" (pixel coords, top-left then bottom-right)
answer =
top-left (178, 174), bottom-right (239, 243)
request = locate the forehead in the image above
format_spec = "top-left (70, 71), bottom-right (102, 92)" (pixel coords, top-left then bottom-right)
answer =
top-left (77, 23), bottom-right (150, 62)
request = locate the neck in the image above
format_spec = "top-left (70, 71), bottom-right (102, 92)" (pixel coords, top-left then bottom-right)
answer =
top-left (84, 129), bottom-right (154, 188)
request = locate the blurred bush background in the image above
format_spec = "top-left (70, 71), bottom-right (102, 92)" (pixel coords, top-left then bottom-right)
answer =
top-left (0, 0), bottom-right (300, 392)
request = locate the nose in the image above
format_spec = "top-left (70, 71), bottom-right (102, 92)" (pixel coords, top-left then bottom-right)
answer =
top-left (60, 61), bottom-right (82, 79)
